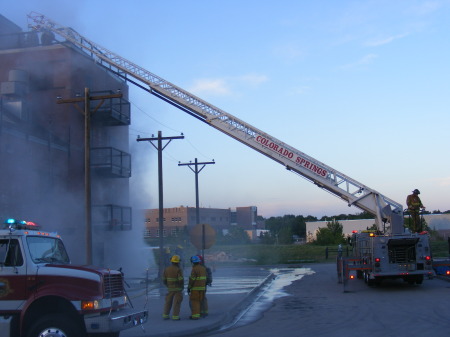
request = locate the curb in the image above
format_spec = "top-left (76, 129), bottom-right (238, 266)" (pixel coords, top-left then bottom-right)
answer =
top-left (219, 272), bottom-right (276, 330)
top-left (158, 272), bottom-right (276, 337)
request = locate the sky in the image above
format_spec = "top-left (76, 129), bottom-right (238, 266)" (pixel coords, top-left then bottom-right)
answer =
top-left (3, 0), bottom-right (450, 219)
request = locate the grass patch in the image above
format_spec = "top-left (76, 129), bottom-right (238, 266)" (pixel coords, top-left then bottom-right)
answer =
top-left (431, 241), bottom-right (450, 258)
top-left (153, 240), bottom-right (450, 266)
top-left (203, 244), bottom-right (339, 265)
top-left (201, 241), bottom-right (450, 265)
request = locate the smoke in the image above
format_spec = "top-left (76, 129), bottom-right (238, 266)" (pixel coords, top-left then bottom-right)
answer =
top-left (98, 210), bottom-right (156, 279)
top-left (0, 14), bottom-right (159, 279)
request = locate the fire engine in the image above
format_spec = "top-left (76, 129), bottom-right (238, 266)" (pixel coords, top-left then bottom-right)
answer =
top-left (0, 219), bottom-right (147, 337)
top-left (345, 229), bottom-right (434, 286)
top-left (26, 12), bottom-right (440, 287)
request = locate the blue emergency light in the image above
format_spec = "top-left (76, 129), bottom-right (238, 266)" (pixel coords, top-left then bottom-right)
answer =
top-left (3, 218), bottom-right (40, 230)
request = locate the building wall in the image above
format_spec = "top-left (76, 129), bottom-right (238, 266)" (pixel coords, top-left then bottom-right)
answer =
top-left (0, 21), bottom-right (133, 268)
top-left (306, 214), bottom-right (450, 242)
top-left (143, 206), bottom-right (260, 237)
top-left (306, 219), bottom-right (376, 242)
top-left (236, 206), bottom-right (258, 229)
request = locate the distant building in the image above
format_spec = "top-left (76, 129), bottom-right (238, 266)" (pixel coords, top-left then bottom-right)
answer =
top-left (143, 206), bottom-right (261, 238)
top-left (306, 219), bottom-right (376, 242)
top-left (306, 214), bottom-right (450, 242)
top-left (234, 206), bottom-right (258, 229)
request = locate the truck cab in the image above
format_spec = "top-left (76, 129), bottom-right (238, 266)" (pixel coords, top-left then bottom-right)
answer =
top-left (0, 219), bottom-right (147, 337)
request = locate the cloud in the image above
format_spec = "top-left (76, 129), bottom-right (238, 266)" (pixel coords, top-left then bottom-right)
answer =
top-left (272, 42), bottom-right (305, 61)
top-left (290, 86), bottom-right (310, 95)
top-left (188, 74), bottom-right (268, 96)
top-left (434, 176), bottom-right (450, 187)
top-left (364, 33), bottom-right (409, 47)
top-left (340, 53), bottom-right (378, 70)
top-left (189, 78), bottom-right (231, 96)
top-left (409, 0), bottom-right (444, 15)
top-left (237, 74), bottom-right (269, 86)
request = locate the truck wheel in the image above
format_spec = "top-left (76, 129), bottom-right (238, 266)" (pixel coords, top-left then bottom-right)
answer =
top-left (26, 313), bottom-right (85, 337)
top-left (356, 270), bottom-right (363, 279)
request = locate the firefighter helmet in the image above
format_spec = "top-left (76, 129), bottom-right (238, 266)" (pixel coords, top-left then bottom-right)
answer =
top-left (170, 255), bottom-right (180, 263)
top-left (413, 189), bottom-right (420, 194)
top-left (190, 255), bottom-right (201, 263)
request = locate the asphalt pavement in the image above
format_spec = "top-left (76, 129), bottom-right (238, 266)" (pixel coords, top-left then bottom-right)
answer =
top-left (120, 266), bottom-right (274, 337)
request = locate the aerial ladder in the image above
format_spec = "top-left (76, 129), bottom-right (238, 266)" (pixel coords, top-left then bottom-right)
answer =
top-left (27, 12), bottom-right (403, 234)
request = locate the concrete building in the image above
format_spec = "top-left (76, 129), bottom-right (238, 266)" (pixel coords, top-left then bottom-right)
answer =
top-left (306, 214), bottom-right (450, 242)
top-left (0, 14), bottom-right (134, 268)
top-left (143, 206), bottom-right (260, 238)
top-left (233, 206), bottom-right (258, 229)
top-left (306, 219), bottom-right (376, 242)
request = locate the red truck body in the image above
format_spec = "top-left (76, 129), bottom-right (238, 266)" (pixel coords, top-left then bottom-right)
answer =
top-left (0, 219), bottom-right (147, 337)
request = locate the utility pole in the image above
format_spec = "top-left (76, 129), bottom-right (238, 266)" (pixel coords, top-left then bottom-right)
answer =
top-left (57, 88), bottom-right (122, 265)
top-left (178, 158), bottom-right (215, 258)
top-left (137, 131), bottom-right (184, 282)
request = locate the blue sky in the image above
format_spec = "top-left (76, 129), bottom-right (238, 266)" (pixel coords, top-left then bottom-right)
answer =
top-left (3, 1), bottom-right (450, 218)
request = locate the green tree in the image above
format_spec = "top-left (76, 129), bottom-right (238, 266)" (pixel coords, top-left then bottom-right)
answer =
top-left (217, 226), bottom-right (250, 245)
top-left (265, 214), bottom-right (310, 243)
top-left (314, 219), bottom-right (346, 245)
top-left (259, 231), bottom-right (275, 244)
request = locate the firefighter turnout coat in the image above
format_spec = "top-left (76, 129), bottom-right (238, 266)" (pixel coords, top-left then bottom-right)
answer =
top-left (162, 263), bottom-right (184, 320)
top-left (188, 263), bottom-right (207, 319)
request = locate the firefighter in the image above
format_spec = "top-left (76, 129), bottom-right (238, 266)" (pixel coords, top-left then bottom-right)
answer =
top-left (406, 189), bottom-right (426, 232)
top-left (197, 255), bottom-right (213, 317)
top-left (162, 255), bottom-right (184, 320)
top-left (187, 255), bottom-right (207, 320)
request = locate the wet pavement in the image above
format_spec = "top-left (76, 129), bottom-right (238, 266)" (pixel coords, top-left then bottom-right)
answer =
top-left (120, 265), bottom-right (313, 337)
top-left (218, 267), bottom-right (315, 332)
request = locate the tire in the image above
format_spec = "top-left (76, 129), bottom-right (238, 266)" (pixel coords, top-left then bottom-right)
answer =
top-left (356, 270), bottom-right (363, 279)
top-left (26, 313), bottom-right (85, 337)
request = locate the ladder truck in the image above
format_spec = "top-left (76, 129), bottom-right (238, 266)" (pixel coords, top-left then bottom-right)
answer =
top-left (27, 12), bottom-right (435, 286)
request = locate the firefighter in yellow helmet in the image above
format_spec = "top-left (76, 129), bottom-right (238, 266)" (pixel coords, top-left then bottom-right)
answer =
top-left (187, 255), bottom-right (207, 320)
top-left (406, 189), bottom-right (426, 232)
top-left (162, 255), bottom-right (184, 320)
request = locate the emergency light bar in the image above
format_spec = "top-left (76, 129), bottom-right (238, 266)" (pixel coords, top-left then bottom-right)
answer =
top-left (3, 218), bottom-right (41, 230)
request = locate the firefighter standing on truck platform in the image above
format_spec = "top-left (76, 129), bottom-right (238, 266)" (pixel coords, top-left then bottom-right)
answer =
top-left (187, 255), bottom-right (207, 320)
top-left (162, 255), bottom-right (184, 320)
top-left (406, 189), bottom-right (426, 233)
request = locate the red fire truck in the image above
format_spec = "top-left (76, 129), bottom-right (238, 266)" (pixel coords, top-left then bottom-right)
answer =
top-left (0, 219), bottom-right (147, 337)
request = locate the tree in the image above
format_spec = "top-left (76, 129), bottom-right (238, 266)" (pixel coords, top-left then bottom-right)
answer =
top-left (320, 211), bottom-right (372, 221)
top-left (259, 231), bottom-right (275, 244)
top-left (217, 226), bottom-right (250, 245)
top-left (265, 214), bottom-right (309, 243)
top-left (314, 219), bottom-right (346, 245)
top-left (404, 215), bottom-right (429, 233)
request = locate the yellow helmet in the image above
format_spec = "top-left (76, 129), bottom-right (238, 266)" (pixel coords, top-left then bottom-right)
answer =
top-left (170, 255), bottom-right (180, 263)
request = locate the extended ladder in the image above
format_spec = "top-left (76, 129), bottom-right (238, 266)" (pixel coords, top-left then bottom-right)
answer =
top-left (27, 12), bottom-right (404, 232)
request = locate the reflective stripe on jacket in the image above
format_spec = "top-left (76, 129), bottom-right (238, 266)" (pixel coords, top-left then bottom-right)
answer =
top-left (163, 264), bottom-right (184, 291)
top-left (406, 194), bottom-right (423, 210)
top-left (188, 264), bottom-right (207, 291)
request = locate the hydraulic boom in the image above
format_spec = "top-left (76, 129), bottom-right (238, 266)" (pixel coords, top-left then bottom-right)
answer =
top-left (27, 12), bottom-right (404, 233)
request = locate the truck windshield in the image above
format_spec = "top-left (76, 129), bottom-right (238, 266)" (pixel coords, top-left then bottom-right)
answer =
top-left (27, 236), bottom-right (70, 264)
